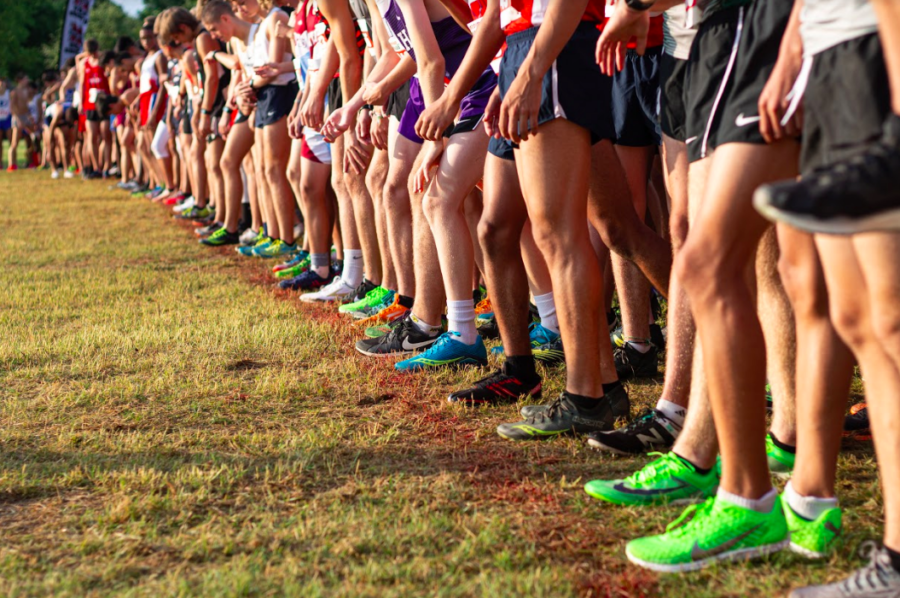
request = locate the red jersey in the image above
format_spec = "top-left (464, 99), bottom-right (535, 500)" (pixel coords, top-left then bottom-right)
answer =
top-left (466, 0), bottom-right (506, 74)
top-left (625, 13), bottom-right (664, 49)
top-left (500, 0), bottom-right (606, 37)
top-left (82, 58), bottom-right (110, 111)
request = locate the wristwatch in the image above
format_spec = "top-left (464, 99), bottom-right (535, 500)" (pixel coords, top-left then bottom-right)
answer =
top-left (625, 0), bottom-right (654, 11)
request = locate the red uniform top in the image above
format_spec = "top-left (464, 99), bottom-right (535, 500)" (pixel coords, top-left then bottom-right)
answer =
top-left (627, 13), bottom-right (664, 49)
top-left (500, 0), bottom-right (607, 37)
top-left (82, 58), bottom-right (110, 111)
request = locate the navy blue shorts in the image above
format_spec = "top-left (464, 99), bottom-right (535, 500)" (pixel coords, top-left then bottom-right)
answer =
top-left (255, 81), bottom-right (299, 128)
top-left (612, 47), bottom-right (661, 147)
top-left (489, 22), bottom-right (614, 160)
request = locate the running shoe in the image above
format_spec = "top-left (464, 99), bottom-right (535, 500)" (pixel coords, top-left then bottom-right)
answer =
top-left (610, 327), bottom-right (626, 349)
top-left (130, 184), bottom-right (150, 197)
top-left (447, 362), bottom-right (542, 406)
top-left (6, 164), bottom-right (17, 172)
top-left (783, 500), bottom-right (842, 559)
top-left (64, 170), bottom-right (75, 179)
top-left (491, 323), bottom-right (559, 357)
top-left (614, 342), bottom-right (659, 380)
top-left (789, 543), bottom-right (900, 598)
top-left (147, 186), bottom-right (167, 200)
top-left (254, 240), bottom-right (296, 259)
top-left (520, 383), bottom-right (631, 420)
top-left (356, 294), bottom-right (408, 327)
top-left (51, 169), bottom-right (60, 179)
top-left (843, 403), bottom-right (871, 440)
top-left (340, 285), bottom-right (390, 318)
top-left (364, 320), bottom-right (397, 339)
top-left (237, 236), bottom-right (272, 257)
top-left (299, 276), bottom-right (355, 303)
top-left (278, 268), bottom-right (330, 291)
top-left (766, 433), bottom-right (796, 479)
top-left (533, 337), bottom-right (565, 365)
top-left (177, 205), bottom-right (212, 221)
top-left (164, 192), bottom-right (188, 206)
top-left (356, 315), bottom-right (441, 357)
top-left (347, 278), bottom-right (378, 304)
top-left (200, 228), bottom-right (240, 246)
top-left (754, 113), bottom-right (900, 234)
top-left (584, 451), bottom-right (718, 506)
top-left (239, 228), bottom-right (261, 246)
top-left (586, 408), bottom-right (682, 455)
top-left (497, 391), bottom-right (627, 441)
top-left (394, 332), bottom-right (487, 372)
top-left (475, 297), bottom-right (494, 321)
top-left (275, 255), bottom-right (312, 279)
top-left (116, 180), bottom-right (135, 190)
top-left (195, 222), bottom-right (222, 237)
top-left (272, 251), bottom-right (310, 274)
top-left (476, 315), bottom-right (500, 340)
top-left (173, 196), bottom-right (196, 213)
top-left (626, 495), bottom-right (789, 573)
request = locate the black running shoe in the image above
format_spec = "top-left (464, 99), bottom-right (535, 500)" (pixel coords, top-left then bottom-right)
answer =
top-left (533, 337), bottom-right (565, 365)
top-left (586, 408), bottom-right (682, 455)
top-left (520, 383), bottom-right (631, 420)
top-left (614, 342), bottom-right (659, 380)
top-left (200, 228), bottom-right (240, 246)
top-left (476, 315), bottom-right (500, 340)
top-left (447, 363), bottom-right (542, 407)
top-left (355, 316), bottom-right (439, 357)
top-left (754, 113), bottom-right (900, 234)
top-left (195, 222), bottom-right (223, 237)
top-left (350, 278), bottom-right (378, 303)
top-left (497, 392), bottom-right (625, 440)
top-left (843, 403), bottom-right (871, 440)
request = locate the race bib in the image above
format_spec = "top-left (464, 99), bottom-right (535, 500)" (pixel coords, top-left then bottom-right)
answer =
top-left (89, 87), bottom-right (100, 103)
top-left (356, 19), bottom-right (376, 57)
top-left (685, 0), bottom-right (702, 28)
top-left (499, 0), bottom-right (521, 29)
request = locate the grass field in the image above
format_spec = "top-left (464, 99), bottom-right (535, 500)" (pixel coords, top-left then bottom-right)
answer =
top-left (0, 171), bottom-right (884, 597)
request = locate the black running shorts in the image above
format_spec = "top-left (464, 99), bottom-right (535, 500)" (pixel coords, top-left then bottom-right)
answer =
top-left (327, 77), bottom-right (343, 114)
top-left (255, 81), bottom-right (299, 128)
top-left (612, 46), bottom-right (662, 147)
top-left (659, 53), bottom-right (688, 142)
top-left (386, 79), bottom-right (410, 121)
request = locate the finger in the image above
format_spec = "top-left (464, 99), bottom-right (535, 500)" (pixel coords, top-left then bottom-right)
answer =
top-left (759, 111), bottom-right (772, 144)
top-left (616, 43), bottom-right (626, 72)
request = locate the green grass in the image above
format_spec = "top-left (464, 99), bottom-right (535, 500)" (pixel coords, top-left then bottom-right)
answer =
top-left (0, 171), bottom-right (883, 597)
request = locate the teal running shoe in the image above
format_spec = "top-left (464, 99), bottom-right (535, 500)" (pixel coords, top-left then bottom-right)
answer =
top-left (273, 251), bottom-right (310, 274)
top-left (395, 332), bottom-right (487, 372)
top-left (254, 240), bottom-right (295, 258)
top-left (492, 323), bottom-right (560, 356)
top-left (237, 236), bottom-right (272, 256)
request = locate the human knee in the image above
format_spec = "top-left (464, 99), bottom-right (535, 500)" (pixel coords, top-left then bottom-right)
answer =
top-left (829, 298), bottom-right (871, 348)
top-left (676, 240), bottom-right (726, 302)
top-left (778, 253), bottom-right (824, 319)
top-left (871, 305), bottom-right (900, 357)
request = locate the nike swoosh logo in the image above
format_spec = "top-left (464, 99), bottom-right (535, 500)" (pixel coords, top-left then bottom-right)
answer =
top-left (824, 521), bottom-right (842, 536)
top-left (735, 113), bottom-right (761, 127)
top-left (612, 480), bottom-right (688, 496)
top-left (690, 524), bottom-right (761, 561)
top-left (685, 136), bottom-right (698, 145)
top-left (402, 338), bottom-right (435, 351)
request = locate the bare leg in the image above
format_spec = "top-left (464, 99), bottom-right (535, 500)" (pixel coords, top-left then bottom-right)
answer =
top-left (366, 148), bottom-right (394, 289)
top-left (220, 120), bottom-right (255, 234)
top-left (383, 124), bottom-right (419, 298)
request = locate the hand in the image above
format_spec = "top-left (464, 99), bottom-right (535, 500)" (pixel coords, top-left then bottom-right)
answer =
top-left (356, 109), bottom-right (372, 145)
top-left (236, 80), bottom-right (256, 103)
top-left (416, 95), bottom-right (459, 141)
top-left (343, 127), bottom-right (371, 175)
top-left (758, 52), bottom-right (804, 143)
top-left (483, 87), bottom-right (502, 139)
top-left (499, 67), bottom-right (543, 143)
top-left (361, 80), bottom-right (389, 107)
top-left (321, 105), bottom-right (354, 142)
top-left (254, 63), bottom-right (281, 79)
top-left (288, 103), bottom-right (303, 139)
top-left (371, 110), bottom-right (389, 150)
top-left (595, 0), bottom-right (650, 75)
top-left (198, 114), bottom-right (212, 138)
top-left (413, 140), bottom-right (444, 193)
top-left (301, 93), bottom-right (324, 130)
top-left (219, 113), bottom-right (233, 137)
top-left (143, 116), bottom-right (158, 133)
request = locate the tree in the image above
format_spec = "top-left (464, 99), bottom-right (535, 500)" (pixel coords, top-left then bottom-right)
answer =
top-left (139, 0), bottom-right (195, 22)
top-left (86, 0), bottom-right (142, 52)
top-left (0, 0), bottom-right (67, 79)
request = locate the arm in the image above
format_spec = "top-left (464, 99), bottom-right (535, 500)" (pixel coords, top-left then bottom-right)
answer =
top-left (300, 37), bottom-right (339, 129)
top-left (251, 10), bottom-right (291, 88)
top-left (317, 0), bottom-right (364, 105)
top-left (395, 0), bottom-right (445, 107)
top-left (436, 0), bottom-right (475, 31)
top-left (758, 0), bottom-right (804, 142)
top-left (147, 52), bottom-right (169, 129)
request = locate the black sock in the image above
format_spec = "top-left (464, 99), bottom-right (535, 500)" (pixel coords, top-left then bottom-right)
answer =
top-left (770, 432), bottom-right (796, 454)
top-left (887, 546), bottom-right (900, 574)
top-left (673, 451), bottom-right (712, 476)
top-left (398, 294), bottom-right (414, 309)
top-left (602, 381), bottom-right (623, 396)
top-left (563, 390), bottom-right (602, 410)
top-left (504, 355), bottom-right (537, 382)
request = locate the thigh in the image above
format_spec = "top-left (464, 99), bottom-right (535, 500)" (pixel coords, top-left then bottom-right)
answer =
top-left (853, 232), bottom-right (900, 335)
top-left (427, 129), bottom-right (489, 207)
top-left (223, 121), bottom-right (254, 165)
top-left (815, 235), bottom-right (872, 340)
top-left (263, 121), bottom-right (290, 165)
top-left (481, 153), bottom-right (528, 226)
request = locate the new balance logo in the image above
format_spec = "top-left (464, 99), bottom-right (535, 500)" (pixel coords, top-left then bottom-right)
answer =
top-left (637, 428), bottom-right (667, 447)
top-left (735, 113), bottom-right (761, 127)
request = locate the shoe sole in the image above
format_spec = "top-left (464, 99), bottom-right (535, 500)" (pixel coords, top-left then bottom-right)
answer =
top-left (355, 345), bottom-right (415, 358)
top-left (584, 486), bottom-right (707, 507)
top-left (788, 542), bottom-right (829, 560)
top-left (754, 190), bottom-right (900, 235)
top-left (586, 437), bottom-right (664, 456)
top-left (397, 358), bottom-right (488, 374)
top-left (626, 539), bottom-right (789, 573)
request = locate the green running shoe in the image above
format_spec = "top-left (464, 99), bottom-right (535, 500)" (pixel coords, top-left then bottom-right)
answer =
top-left (237, 236), bottom-right (272, 257)
top-left (626, 495), bottom-right (789, 573)
top-left (584, 451), bottom-right (719, 506)
top-left (254, 240), bottom-right (295, 259)
top-left (365, 320), bottom-right (396, 339)
top-left (783, 500), bottom-right (842, 559)
top-left (275, 255), bottom-right (311, 279)
top-left (339, 286), bottom-right (390, 318)
top-left (766, 433), bottom-right (795, 479)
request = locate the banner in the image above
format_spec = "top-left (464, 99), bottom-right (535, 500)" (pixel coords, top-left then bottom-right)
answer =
top-left (58, 0), bottom-right (96, 69)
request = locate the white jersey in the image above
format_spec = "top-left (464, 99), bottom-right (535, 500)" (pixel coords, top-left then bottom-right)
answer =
top-left (140, 50), bottom-right (161, 94)
top-left (801, 0), bottom-right (878, 58)
top-left (251, 9), bottom-right (295, 85)
top-left (0, 90), bottom-right (10, 120)
top-left (235, 24), bottom-right (259, 79)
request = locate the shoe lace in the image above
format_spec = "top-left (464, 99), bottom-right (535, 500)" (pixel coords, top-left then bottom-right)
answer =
top-left (665, 497), bottom-right (716, 534)
top-left (843, 542), bottom-right (898, 591)
top-left (624, 452), bottom-right (675, 487)
top-left (619, 409), bottom-right (663, 435)
top-left (528, 394), bottom-right (570, 424)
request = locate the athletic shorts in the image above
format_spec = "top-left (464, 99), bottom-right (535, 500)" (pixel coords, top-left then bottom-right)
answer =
top-left (684, 0), bottom-right (792, 162)
top-left (85, 109), bottom-right (103, 122)
top-left (658, 53), bottom-right (688, 142)
top-left (398, 69), bottom-right (495, 144)
top-left (0, 116), bottom-right (10, 131)
top-left (255, 81), bottom-right (299, 128)
top-left (327, 77), bottom-right (342, 114)
top-left (386, 80), bottom-right (411, 120)
top-left (798, 33), bottom-right (890, 175)
top-left (612, 46), bottom-right (662, 147)
top-left (235, 110), bottom-right (251, 125)
top-left (489, 22), bottom-right (615, 160)
top-left (182, 100), bottom-right (193, 135)
top-left (301, 126), bottom-right (332, 164)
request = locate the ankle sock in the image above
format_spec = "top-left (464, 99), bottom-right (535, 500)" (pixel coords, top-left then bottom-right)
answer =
top-left (718, 487), bottom-right (778, 513)
top-left (447, 299), bottom-right (478, 345)
top-left (505, 355), bottom-right (538, 382)
top-left (784, 480), bottom-right (838, 521)
top-left (411, 313), bottom-right (440, 335)
top-left (886, 545), bottom-right (900, 574)
top-left (626, 340), bottom-right (652, 354)
top-left (656, 398), bottom-right (687, 428)
top-left (770, 432), bottom-right (796, 454)
top-left (341, 249), bottom-right (363, 288)
top-left (310, 253), bottom-right (330, 278)
top-left (533, 292), bottom-right (559, 333)
top-left (398, 294), bottom-right (414, 309)
top-left (563, 390), bottom-right (602, 410)
top-left (601, 380), bottom-right (623, 397)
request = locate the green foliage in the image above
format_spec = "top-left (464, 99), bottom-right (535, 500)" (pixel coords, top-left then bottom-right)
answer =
top-left (139, 0), bottom-right (195, 22)
top-left (86, 0), bottom-right (142, 53)
top-left (0, 0), bottom-right (67, 80)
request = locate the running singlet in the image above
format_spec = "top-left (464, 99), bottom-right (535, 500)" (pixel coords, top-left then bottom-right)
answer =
top-left (293, 0), bottom-right (313, 83)
top-left (499, 0), bottom-right (607, 36)
top-left (139, 51), bottom-right (160, 126)
top-left (83, 58), bottom-right (110, 111)
top-left (0, 90), bottom-right (10, 122)
top-left (251, 8), bottom-right (296, 85)
top-left (466, 0), bottom-right (505, 73)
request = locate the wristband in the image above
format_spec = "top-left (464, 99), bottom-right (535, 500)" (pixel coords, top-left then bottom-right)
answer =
top-left (201, 108), bottom-right (213, 116)
top-left (361, 104), bottom-right (374, 111)
top-left (210, 50), bottom-right (219, 62)
top-left (224, 106), bottom-right (234, 113)
top-left (624, 0), bottom-right (654, 11)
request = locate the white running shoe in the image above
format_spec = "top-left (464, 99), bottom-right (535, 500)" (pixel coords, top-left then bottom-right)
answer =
top-left (63, 170), bottom-right (75, 179)
top-left (300, 276), bottom-right (355, 303)
top-left (172, 196), bottom-right (196, 213)
top-left (51, 169), bottom-right (60, 179)
top-left (239, 227), bottom-right (259, 246)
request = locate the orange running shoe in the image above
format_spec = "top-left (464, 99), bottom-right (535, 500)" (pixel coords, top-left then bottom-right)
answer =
top-left (475, 297), bottom-right (493, 320)
top-left (357, 294), bottom-right (408, 328)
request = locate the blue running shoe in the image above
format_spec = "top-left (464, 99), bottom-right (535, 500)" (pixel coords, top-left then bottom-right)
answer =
top-left (395, 332), bottom-right (488, 372)
top-left (237, 236), bottom-right (272, 256)
top-left (278, 269), bottom-right (331, 291)
top-left (492, 323), bottom-right (561, 356)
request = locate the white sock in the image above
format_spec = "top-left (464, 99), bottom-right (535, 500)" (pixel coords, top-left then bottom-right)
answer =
top-left (656, 398), bottom-right (687, 428)
top-left (718, 487), bottom-right (778, 513)
top-left (411, 313), bottom-right (440, 335)
top-left (784, 480), bottom-right (838, 520)
top-left (447, 299), bottom-right (478, 345)
top-left (341, 249), bottom-right (363, 289)
top-left (627, 340), bottom-right (652, 354)
top-left (534, 292), bottom-right (559, 333)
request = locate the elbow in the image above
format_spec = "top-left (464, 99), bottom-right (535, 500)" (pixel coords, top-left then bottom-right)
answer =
top-left (420, 57), bottom-right (446, 79)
